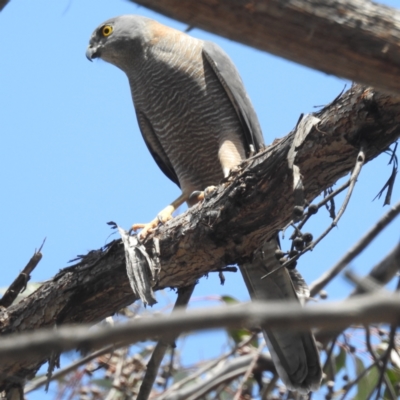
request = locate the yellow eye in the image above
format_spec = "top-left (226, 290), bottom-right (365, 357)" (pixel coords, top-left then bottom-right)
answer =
top-left (101, 25), bottom-right (113, 37)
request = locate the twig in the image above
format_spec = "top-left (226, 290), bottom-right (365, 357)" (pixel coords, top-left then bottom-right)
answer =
top-left (375, 278), bottom-right (400, 400)
top-left (261, 374), bottom-right (279, 400)
top-left (309, 146), bottom-right (366, 247)
top-left (351, 242), bottom-right (400, 296)
top-left (364, 326), bottom-right (396, 400)
top-left (180, 354), bottom-right (273, 400)
top-left (293, 180), bottom-right (351, 236)
top-left (0, 238), bottom-right (46, 308)
top-left (281, 179), bottom-right (350, 238)
top-left (137, 284), bottom-right (195, 400)
top-left (263, 147), bottom-right (367, 280)
top-left (233, 341), bottom-right (265, 400)
top-left (322, 337), bottom-right (338, 381)
top-left (163, 346), bottom-right (175, 390)
top-left (310, 199), bottom-right (400, 297)
top-left (339, 353), bottom-right (386, 400)
top-left (158, 333), bottom-right (258, 399)
top-left (24, 344), bottom-right (117, 394)
top-left (344, 270), bottom-right (385, 294)
top-left (105, 347), bottom-right (128, 400)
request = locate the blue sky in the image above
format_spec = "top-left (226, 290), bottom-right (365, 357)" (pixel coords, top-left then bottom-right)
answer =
top-left (1, 0), bottom-right (399, 398)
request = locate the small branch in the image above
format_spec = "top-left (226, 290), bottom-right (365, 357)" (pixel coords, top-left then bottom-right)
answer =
top-left (158, 333), bottom-right (258, 399)
top-left (24, 344), bottom-right (117, 394)
top-left (307, 147), bottom-right (366, 250)
top-left (310, 200), bottom-right (400, 296)
top-left (137, 284), bottom-right (195, 400)
top-left (351, 242), bottom-right (400, 296)
top-left (344, 270), bottom-right (385, 294)
top-left (375, 278), bottom-right (400, 400)
top-left (233, 341), bottom-right (265, 400)
top-left (170, 353), bottom-right (274, 400)
top-left (263, 147), bottom-right (366, 279)
top-left (322, 337), bottom-right (338, 381)
top-left (105, 347), bottom-right (128, 400)
top-left (339, 353), bottom-right (386, 400)
top-left (316, 244), bottom-right (400, 346)
top-left (286, 179), bottom-right (350, 237)
top-left (0, 238), bottom-right (45, 308)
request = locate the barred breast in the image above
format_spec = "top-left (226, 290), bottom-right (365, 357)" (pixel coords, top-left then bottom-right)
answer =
top-left (127, 28), bottom-right (246, 197)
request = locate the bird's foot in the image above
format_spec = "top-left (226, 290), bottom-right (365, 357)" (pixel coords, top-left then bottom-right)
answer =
top-left (189, 186), bottom-right (217, 203)
top-left (130, 205), bottom-right (175, 240)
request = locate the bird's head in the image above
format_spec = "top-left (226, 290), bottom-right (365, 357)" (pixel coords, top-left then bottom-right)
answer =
top-left (86, 15), bottom-right (152, 71)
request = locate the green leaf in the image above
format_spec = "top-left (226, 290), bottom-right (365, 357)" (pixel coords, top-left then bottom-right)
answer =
top-left (227, 327), bottom-right (256, 346)
top-left (353, 358), bottom-right (379, 400)
top-left (334, 347), bottom-right (347, 374)
top-left (91, 378), bottom-right (113, 388)
top-left (221, 296), bottom-right (257, 346)
top-left (220, 295), bottom-right (239, 304)
top-left (385, 367), bottom-right (400, 386)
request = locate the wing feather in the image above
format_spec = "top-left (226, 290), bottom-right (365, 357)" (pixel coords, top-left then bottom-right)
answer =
top-left (202, 41), bottom-right (264, 154)
top-left (136, 110), bottom-right (180, 187)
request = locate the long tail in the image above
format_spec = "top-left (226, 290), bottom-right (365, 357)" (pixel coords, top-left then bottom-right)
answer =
top-left (239, 239), bottom-right (322, 393)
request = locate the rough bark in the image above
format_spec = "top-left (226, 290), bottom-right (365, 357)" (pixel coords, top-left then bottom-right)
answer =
top-left (131, 0), bottom-right (400, 96)
top-left (1, 84), bottom-right (399, 390)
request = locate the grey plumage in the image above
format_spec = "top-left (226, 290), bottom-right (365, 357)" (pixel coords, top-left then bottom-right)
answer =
top-left (86, 15), bottom-right (322, 392)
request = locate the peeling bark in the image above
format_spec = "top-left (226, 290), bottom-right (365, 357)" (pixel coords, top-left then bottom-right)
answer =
top-left (1, 85), bottom-right (400, 390)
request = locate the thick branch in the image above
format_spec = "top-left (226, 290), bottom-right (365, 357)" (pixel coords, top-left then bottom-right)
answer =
top-left (131, 0), bottom-right (400, 96)
top-left (2, 295), bottom-right (400, 363)
top-left (1, 85), bottom-right (399, 390)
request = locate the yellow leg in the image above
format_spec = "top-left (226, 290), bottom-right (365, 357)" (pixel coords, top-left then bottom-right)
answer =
top-left (131, 192), bottom-right (188, 239)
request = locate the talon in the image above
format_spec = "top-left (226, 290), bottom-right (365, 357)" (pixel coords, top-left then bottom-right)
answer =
top-left (189, 190), bottom-right (203, 202)
top-left (189, 186), bottom-right (217, 203)
top-left (130, 221), bottom-right (157, 240)
top-left (204, 185), bottom-right (216, 196)
top-left (130, 205), bottom-right (176, 240)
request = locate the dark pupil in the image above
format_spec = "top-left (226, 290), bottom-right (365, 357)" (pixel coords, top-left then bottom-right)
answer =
top-left (104, 28), bottom-right (109, 34)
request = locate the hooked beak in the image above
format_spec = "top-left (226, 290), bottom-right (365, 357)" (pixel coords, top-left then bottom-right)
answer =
top-left (86, 45), bottom-right (100, 61)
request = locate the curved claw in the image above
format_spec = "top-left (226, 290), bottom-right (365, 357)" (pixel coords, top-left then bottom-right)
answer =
top-left (131, 205), bottom-right (175, 240)
top-left (189, 186), bottom-right (217, 203)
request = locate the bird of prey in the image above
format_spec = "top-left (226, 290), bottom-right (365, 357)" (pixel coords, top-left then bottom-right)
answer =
top-left (86, 15), bottom-right (322, 393)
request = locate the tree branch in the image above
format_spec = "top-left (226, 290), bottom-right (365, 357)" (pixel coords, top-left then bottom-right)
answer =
top-left (310, 200), bottom-right (400, 297)
top-left (1, 84), bottom-right (399, 390)
top-left (3, 295), bottom-right (400, 364)
top-left (131, 0), bottom-right (400, 96)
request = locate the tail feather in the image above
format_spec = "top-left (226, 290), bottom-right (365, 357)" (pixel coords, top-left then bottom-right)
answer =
top-left (239, 239), bottom-right (322, 393)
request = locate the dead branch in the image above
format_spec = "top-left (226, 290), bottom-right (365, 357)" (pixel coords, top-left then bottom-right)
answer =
top-left (315, 242), bottom-right (400, 347)
top-left (0, 239), bottom-right (45, 308)
top-left (24, 344), bottom-right (117, 394)
top-left (161, 353), bottom-right (275, 400)
top-left (3, 295), bottom-right (400, 365)
top-left (158, 334), bottom-right (259, 399)
top-left (130, 0), bottom-right (400, 96)
top-left (351, 242), bottom-right (400, 296)
top-left (0, 84), bottom-right (399, 391)
top-left (137, 284), bottom-right (195, 400)
top-left (310, 200), bottom-right (400, 296)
